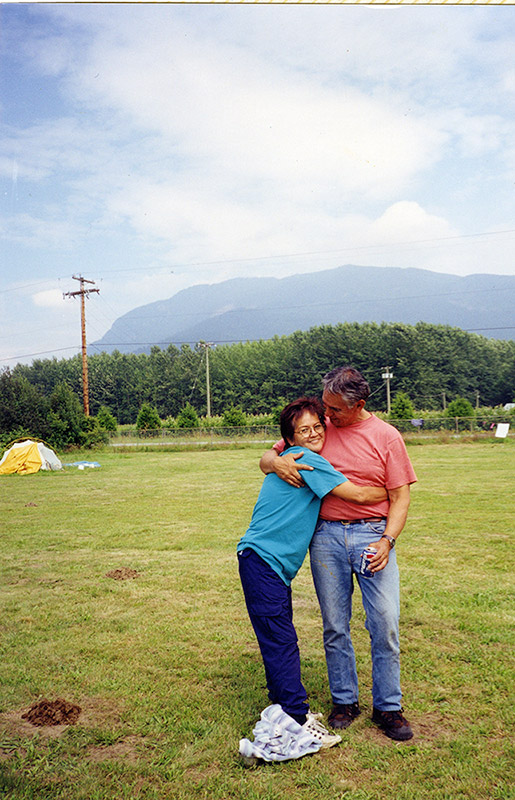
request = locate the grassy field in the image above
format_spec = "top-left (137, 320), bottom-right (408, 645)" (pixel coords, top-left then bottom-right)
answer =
top-left (1, 440), bottom-right (513, 799)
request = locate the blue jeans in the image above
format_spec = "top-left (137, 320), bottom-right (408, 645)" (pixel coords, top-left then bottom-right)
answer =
top-left (309, 519), bottom-right (402, 711)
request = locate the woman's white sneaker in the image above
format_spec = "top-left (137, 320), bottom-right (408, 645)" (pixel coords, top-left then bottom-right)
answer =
top-left (302, 713), bottom-right (342, 749)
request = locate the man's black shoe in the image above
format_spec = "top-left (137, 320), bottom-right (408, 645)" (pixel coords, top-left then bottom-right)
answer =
top-left (328, 702), bottom-right (361, 730)
top-left (372, 708), bottom-right (413, 741)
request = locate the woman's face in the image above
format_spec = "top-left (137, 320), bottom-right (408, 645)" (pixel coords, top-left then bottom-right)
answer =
top-left (291, 411), bottom-right (326, 453)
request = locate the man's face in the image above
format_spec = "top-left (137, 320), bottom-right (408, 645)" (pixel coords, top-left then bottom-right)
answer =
top-left (323, 391), bottom-right (364, 428)
top-left (291, 411), bottom-right (326, 452)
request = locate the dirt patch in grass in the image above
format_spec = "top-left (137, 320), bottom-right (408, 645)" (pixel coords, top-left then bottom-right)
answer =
top-left (360, 709), bottom-right (453, 744)
top-left (21, 698), bottom-right (82, 727)
top-left (4, 693), bottom-right (159, 768)
top-left (78, 696), bottom-right (125, 729)
top-left (410, 711), bottom-right (455, 742)
top-left (0, 696), bottom-right (138, 767)
top-left (0, 710), bottom-right (71, 744)
top-left (0, 697), bottom-right (124, 742)
top-left (105, 567), bottom-right (140, 580)
top-left (86, 735), bottom-right (143, 764)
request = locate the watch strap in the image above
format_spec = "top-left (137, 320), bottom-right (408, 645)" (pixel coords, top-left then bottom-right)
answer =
top-left (381, 534), bottom-right (395, 548)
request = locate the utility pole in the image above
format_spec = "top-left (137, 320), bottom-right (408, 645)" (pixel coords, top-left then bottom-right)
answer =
top-left (198, 341), bottom-right (215, 417)
top-left (63, 275), bottom-right (99, 416)
top-left (381, 366), bottom-right (394, 415)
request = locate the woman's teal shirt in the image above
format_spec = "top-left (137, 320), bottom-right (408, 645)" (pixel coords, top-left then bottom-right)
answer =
top-left (237, 446), bottom-right (346, 586)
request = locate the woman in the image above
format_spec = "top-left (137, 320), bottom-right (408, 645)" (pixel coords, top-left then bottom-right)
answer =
top-left (238, 397), bottom-right (387, 756)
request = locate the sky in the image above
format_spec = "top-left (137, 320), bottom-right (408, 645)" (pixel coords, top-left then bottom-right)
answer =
top-left (1, 2), bottom-right (515, 366)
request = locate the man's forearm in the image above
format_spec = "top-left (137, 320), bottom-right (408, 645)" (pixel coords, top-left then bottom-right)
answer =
top-left (383, 485), bottom-right (411, 541)
top-left (259, 449), bottom-right (278, 475)
top-left (259, 449), bottom-right (312, 487)
top-left (368, 484), bottom-right (411, 573)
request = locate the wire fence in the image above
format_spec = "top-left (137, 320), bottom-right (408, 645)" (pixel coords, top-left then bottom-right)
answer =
top-left (110, 416), bottom-right (512, 446)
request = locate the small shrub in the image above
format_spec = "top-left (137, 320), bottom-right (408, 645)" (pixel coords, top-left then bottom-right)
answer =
top-left (176, 403), bottom-right (200, 429)
top-left (390, 391), bottom-right (415, 420)
top-left (82, 417), bottom-right (109, 448)
top-left (136, 403), bottom-right (162, 432)
top-left (198, 416), bottom-right (224, 429)
top-left (271, 400), bottom-right (290, 426)
top-left (446, 397), bottom-right (475, 418)
top-left (96, 406), bottom-right (117, 432)
top-left (222, 406), bottom-right (247, 428)
top-left (246, 413), bottom-right (275, 426)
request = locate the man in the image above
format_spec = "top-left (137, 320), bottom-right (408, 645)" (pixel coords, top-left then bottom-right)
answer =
top-left (260, 366), bottom-right (417, 741)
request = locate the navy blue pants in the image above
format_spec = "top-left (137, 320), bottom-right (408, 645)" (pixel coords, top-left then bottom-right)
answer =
top-left (238, 547), bottom-right (309, 719)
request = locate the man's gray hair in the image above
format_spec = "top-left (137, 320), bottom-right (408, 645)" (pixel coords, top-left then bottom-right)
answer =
top-left (322, 366), bottom-right (370, 406)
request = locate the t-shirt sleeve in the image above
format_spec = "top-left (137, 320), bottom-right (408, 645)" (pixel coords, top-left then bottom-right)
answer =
top-left (384, 433), bottom-right (417, 488)
top-left (294, 450), bottom-right (348, 498)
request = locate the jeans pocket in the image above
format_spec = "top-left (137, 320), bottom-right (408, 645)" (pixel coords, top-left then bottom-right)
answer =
top-left (368, 521), bottom-right (387, 536)
top-left (314, 519), bottom-right (334, 536)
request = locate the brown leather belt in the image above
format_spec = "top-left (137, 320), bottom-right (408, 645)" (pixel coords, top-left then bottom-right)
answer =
top-left (338, 517), bottom-right (386, 524)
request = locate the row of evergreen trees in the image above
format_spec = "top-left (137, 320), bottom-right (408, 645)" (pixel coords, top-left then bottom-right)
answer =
top-left (2, 321), bottom-right (514, 447)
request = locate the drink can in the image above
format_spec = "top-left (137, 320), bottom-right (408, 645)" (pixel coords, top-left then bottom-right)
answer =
top-left (359, 546), bottom-right (377, 578)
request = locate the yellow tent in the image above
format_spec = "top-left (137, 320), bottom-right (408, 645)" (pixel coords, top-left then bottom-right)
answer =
top-left (0, 440), bottom-right (62, 475)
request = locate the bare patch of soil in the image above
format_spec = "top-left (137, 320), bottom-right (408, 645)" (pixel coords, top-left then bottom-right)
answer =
top-left (362, 710), bottom-right (452, 744)
top-left (105, 568), bottom-right (140, 580)
top-left (0, 697), bottom-right (123, 743)
top-left (409, 711), bottom-right (453, 742)
top-left (21, 698), bottom-right (81, 727)
top-left (0, 697), bottom-right (133, 764)
top-left (78, 696), bottom-right (124, 729)
top-left (0, 710), bottom-right (66, 743)
top-left (86, 736), bottom-right (143, 764)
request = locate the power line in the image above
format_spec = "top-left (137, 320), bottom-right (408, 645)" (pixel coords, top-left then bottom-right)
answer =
top-left (3, 323), bottom-right (514, 363)
top-left (65, 226), bottom-right (515, 275)
top-left (2, 226), bottom-right (515, 293)
top-left (1, 346), bottom-right (80, 362)
top-left (121, 281), bottom-right (515, 323)
top-left (466, 327), bottom-right (515, 332)
top-left (3, 321), bottom-right (515, 366)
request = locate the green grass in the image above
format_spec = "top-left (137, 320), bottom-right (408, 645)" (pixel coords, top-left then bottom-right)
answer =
top-left (1, 441), bottom-right (514, 799)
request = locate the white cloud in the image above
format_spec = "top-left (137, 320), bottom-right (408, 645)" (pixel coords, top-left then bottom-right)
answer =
top-left (1, 4), bottom-right (514, 366)
top-left (32, 289), bottom-right (67, 309)
top-left (369, 202), bottom-right (456, 245)
top-left (1, 212), bottom-right (81, 249)
top-left (58, 22), bottom-right (446, 206)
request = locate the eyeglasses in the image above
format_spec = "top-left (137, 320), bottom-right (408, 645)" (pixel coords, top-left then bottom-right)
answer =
top-left (294, 423), bottom-right (325, 437)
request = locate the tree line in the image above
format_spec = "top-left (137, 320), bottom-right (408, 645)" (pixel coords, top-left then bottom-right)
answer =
top-left (2, 322), bottom-right (514, 443)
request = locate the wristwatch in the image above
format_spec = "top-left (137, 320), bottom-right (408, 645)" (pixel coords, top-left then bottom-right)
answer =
top-left (381, 534), bottom-right (396, 549)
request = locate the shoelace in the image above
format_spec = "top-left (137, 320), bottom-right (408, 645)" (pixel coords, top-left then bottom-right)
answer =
top-left (381, 710), bottom-right (405, 725)
top-left (304, 717), bottom-right (331, 740)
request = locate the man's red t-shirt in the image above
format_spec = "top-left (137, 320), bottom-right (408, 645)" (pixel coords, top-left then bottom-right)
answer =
top-left (274, 414), bottom-right (417, 521)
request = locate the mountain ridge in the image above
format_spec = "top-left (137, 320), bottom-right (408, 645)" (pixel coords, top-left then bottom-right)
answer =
top-left (91, 264), bottom-right (515, 354)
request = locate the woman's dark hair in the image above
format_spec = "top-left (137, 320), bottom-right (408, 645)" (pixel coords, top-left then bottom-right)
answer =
top-left (280, 396), bottom-right (326, 447)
